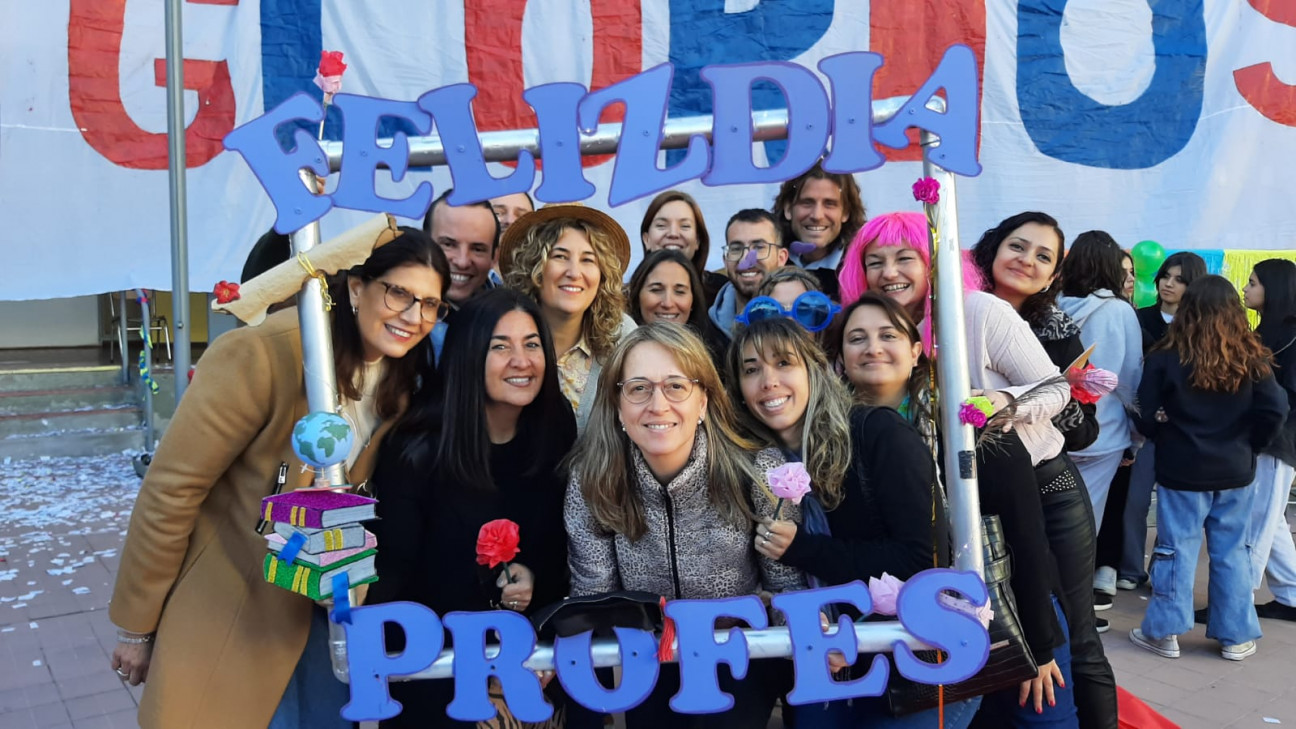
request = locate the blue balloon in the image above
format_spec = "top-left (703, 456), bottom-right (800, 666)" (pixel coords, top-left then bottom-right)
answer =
top-left (291, 412), bottom-right (354, 468)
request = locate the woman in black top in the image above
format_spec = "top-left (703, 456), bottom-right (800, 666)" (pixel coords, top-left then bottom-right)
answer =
top-left (1121, 251), bottom-right (1209, 590)
top-left (728, 318), bottom-right (980, 729)
top-left (626, 249), bottom-right (729, 369)
top-left (368, 288), bottom-right (578, 727)
top-left (1243, 259), bottom-right (1296, 621)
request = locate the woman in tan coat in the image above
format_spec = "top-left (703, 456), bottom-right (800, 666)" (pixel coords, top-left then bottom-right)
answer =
top-left (108, 228), bottom-right (449, 729)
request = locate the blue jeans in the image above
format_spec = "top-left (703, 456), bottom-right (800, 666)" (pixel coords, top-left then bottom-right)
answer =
top-left (1119, 441), bottom-right (1157, 585)
top-left (268, 607), bottom-right (351, 729)
top-left (788, 695), bottom-right (981, 729)
top-left (1141, 486), bottom-right (1262, 646)
top-left (973, 595), bottom-right (1079, 729)
top-left (1248, 454), bottom-right (1296, 605)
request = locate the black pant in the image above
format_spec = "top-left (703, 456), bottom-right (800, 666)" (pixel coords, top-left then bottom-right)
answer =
top-left (1095, 462), bottom-right (1132, 569)
top-left (1039, 457), bottom-right (1118, 729)
top-left (625, 660), bottom-right (787, 729)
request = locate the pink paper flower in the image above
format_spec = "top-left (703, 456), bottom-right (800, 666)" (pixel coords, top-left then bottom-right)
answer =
top-left (959, 396), bottom-right (993, 428)
top-left (912, 177), bottom-right (941, 205)
top-left (1067, 364), bottom-right (1118, 405)
top-left (767, 462), bottom-right (812, 505)
top-left (938, 592), bottom-right (994, 629)
top-left (868, 573), bottom-right (905, 616)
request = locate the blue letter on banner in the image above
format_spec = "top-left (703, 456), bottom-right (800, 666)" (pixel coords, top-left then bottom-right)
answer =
top-left (1016, 0), bottom-right (1206, 168)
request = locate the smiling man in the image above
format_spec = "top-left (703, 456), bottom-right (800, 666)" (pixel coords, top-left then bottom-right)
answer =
top-left (772, 162), bottom-right (867, 300)
top-left (708, 209), bottom-right (788, 340)
top-left (422, 189), bottom-right (501, 361)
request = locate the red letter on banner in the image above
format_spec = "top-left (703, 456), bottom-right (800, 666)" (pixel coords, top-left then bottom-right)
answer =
top-left (869, 0), bottom-right (986, 162)
top-left (68, 0), bottom-right (236, 169)
top-left (464, 0), bottom-right (642, 168)
top-left (1234, 0), bottom-right (1296, 126)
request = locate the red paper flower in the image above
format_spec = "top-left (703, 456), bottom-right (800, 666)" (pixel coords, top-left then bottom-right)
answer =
top-left (475, 519), bottom-right (521, 568)
top-left (318, 51), bottom-right (347, 77)
top-left (213, 280), bottom-right (240, 304)
top-left (912, 177), bottom-right (941, 205)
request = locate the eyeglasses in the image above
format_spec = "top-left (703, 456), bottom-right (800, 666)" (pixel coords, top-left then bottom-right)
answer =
top-left (723, 241), bottom-right (782, 262)
top-left (377, 281), bottom-right (449, 323)
top-left (736, 291), bottom-right (842, 333)
top-left (616, 376), bottom-right (700, 404)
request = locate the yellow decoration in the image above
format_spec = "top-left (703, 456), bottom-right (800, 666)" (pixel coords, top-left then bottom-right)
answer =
top-left (1221, 250), bottom-right (1296, 328)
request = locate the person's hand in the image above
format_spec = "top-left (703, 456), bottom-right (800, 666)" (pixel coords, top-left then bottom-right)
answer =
top-left (1120, 455), bottom-right (1136, 467)
top-left (755, 518), bottom-right (797, 560)
top-left (110, 638), bottom-right (153, 686)
top-left (970, 388), bottom-right (1011, 415)
top-left (536, 670), bottom-right (556, 689)
top-left (498, 563), bottom-right (534, 612)
top-left (821, 612), bottom-right (852, 674)
top-left (1018, 659), bottom-right (1064, 714)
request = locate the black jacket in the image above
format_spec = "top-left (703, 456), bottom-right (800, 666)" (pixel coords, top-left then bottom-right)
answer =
top-left (1135, 351), bottom-right (1288, 491)
top-left (1136, 306), bottom-right (1169, 353)
top-left (1033, 307), bottom-right (1100, 453)
top-left (1260, 325), bottom-right (1296, 467)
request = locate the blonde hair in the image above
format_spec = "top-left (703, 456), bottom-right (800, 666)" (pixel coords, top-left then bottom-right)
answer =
top-left (727, 318), bottom-right (852, 509)
top-left (505, 218), bottom-right (627, 361)
top-left (567, 323), bottom-right (762, 541)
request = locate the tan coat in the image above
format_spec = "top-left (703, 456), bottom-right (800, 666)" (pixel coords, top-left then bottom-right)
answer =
top-left (109, 310), bottom-right (397, 729)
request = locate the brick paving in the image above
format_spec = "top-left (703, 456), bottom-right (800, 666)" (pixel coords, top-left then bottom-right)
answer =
top-left (1, 453), bottom-right (1293, 728)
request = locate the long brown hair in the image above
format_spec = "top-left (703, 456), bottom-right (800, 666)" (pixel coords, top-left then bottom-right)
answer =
top-left (1154, 275), bottom-right (1272, 393)
top-left (566, 323), bottom-right (762, 541)
top-left (328, 227), bottom-right (449, 419)
top-left (727, 318), bottom-right (851, 509)
top-left (772, 161), bottom-right (867, 253)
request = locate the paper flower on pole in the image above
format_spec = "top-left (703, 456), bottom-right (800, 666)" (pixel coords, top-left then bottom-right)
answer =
top-left (475, 519), bottom-right (521, 569)
top-left (213, 280), bottom-right (240, 304)
top-left (868, 573), bottom-right (905, 616)
top-left (314, 51), bottom-right (347, 99)
top-left (959, 396), bottom-right (995, 427)
top-left (912, 177), bottom-right (941, 205)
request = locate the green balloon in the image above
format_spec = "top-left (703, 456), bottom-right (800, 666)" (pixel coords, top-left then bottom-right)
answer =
top-left (1132, 240), bottom-right (1166, 279)
top-left (1133, 278), bottom-right (1157, 308)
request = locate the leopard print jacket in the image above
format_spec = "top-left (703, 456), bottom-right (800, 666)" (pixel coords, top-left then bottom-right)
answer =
top-left (565, 431), bottom-right (806, 600)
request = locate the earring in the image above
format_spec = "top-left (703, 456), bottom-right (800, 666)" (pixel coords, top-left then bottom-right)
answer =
top-left (351, 304), bottom-right (358, 315)
top-left (619, 422), bottom-right (626, 432)
top-left (698, 416), bottom-right (704, 426)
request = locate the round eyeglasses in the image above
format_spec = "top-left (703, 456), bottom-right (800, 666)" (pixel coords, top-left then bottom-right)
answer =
top-left (616, 376), bottom-right (700, 404)
top-left (378, 281), bottom-right (449, 323)
top-left (736, 291), bottom-right (842, 333)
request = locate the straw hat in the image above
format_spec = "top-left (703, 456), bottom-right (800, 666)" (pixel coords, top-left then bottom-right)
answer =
top-left (498, 203), bottom-right (631, 280)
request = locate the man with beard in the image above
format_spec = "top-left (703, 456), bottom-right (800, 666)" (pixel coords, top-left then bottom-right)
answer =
top-left (772, 162), bottom-right (866, 300)
top-left (708, 209), bottom-right (789, 340)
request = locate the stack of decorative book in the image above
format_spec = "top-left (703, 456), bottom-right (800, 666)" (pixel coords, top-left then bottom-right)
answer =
top-left (260, 489), bottom-right (379, 600)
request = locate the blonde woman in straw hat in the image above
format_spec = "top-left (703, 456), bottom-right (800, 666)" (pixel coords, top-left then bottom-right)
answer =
top-left (501, 204), bottom-right (637, 432)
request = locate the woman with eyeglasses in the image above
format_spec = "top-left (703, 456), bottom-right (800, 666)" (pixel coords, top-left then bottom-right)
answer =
top-left (502, 205), bottom-right (637, 433)
top-left (727, 317), bottom-right (980, 728)
top-left (364, 288), bottom-right (578, 727)
top-left (565, 323), bottom-right (804, 728)
top-left (839, 213), bottom-right (1082, 727)
top-left (627, 249), bottom-right (729, 367)
top-left (108, 228), bottom-right (449, 729)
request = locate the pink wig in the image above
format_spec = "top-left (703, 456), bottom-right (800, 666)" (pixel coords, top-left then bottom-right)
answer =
top-left (837, 211), bottom-right (986, 354)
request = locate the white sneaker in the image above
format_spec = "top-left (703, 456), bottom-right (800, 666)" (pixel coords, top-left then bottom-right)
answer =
top-left (1130, 628), bottom-right (1180, 658)
top-left (1094, 566), bottom-right (1118, 595)
top-left (1115, 578), bottom-right (1140, 591)
top-left (1221, 641), bottom-right (1256, 661)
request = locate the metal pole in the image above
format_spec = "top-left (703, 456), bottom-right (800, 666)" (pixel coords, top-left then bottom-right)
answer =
top-left (317, 97), bottom-right (944, 170)
top-left (163, 0), bottom-right (191, 401)
top-left (289, 173), bottom-right (348, 486)
top-left (388, 622), bottom-right (933, 682)
top-left (117, 292), bottom-right (130, 384)
top-left (135, 290), bottom-right (156, 449)
top-left (921, 131), bottom-right (984, 576)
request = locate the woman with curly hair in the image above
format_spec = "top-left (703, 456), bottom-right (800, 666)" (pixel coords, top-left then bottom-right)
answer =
top-left (727, 317), bottom-right (977, 728)
top-left (501, 205), bottom-right (636, 432)
top-left (1130, 276), bottom-right (1288, 662)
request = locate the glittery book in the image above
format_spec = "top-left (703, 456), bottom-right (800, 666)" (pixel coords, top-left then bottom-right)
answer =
top-left (260, 490), bottom-right (376, 529)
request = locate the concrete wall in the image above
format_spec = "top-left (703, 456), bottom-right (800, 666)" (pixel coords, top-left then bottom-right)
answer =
top-left (0, 297), bottom-right (100, 347)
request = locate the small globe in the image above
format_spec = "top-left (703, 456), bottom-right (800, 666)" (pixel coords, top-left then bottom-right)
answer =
top-left (291, 412), bottom-right (354, 468)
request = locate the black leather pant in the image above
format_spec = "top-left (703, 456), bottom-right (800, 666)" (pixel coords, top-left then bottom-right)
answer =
top-left (1038, 456), bottom-right (1118, 729)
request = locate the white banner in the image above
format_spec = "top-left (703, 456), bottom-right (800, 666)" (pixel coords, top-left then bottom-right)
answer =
top-left (2, 0), bottom-right (1294, 301)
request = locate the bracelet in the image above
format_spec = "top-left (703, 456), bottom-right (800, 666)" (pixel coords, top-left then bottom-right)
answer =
top-left (117, 632), bottom-right (154, 645)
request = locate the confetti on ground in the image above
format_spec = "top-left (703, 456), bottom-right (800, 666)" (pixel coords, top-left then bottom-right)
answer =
top-left (72, 587), bottom-right (90, 595)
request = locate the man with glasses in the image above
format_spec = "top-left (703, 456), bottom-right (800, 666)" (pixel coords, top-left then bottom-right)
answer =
top-left (422, 188), bottom-right (501, 362)
top-left (708, 209), bottom-right (789, 340)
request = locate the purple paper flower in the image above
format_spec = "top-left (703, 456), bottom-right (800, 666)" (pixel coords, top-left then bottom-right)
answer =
top-left (959, 402), bottom-right (988, 428)
top-left (789, 240), bottom-right (817, 257)
top-left (939, 592), bottom-right (994, 629)
top-left (767, 462), bottom-right (812, 505)
top-left (912, 177), bottom-right (940, 205)
top-left (868, 573), bottom-right (905, 616)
